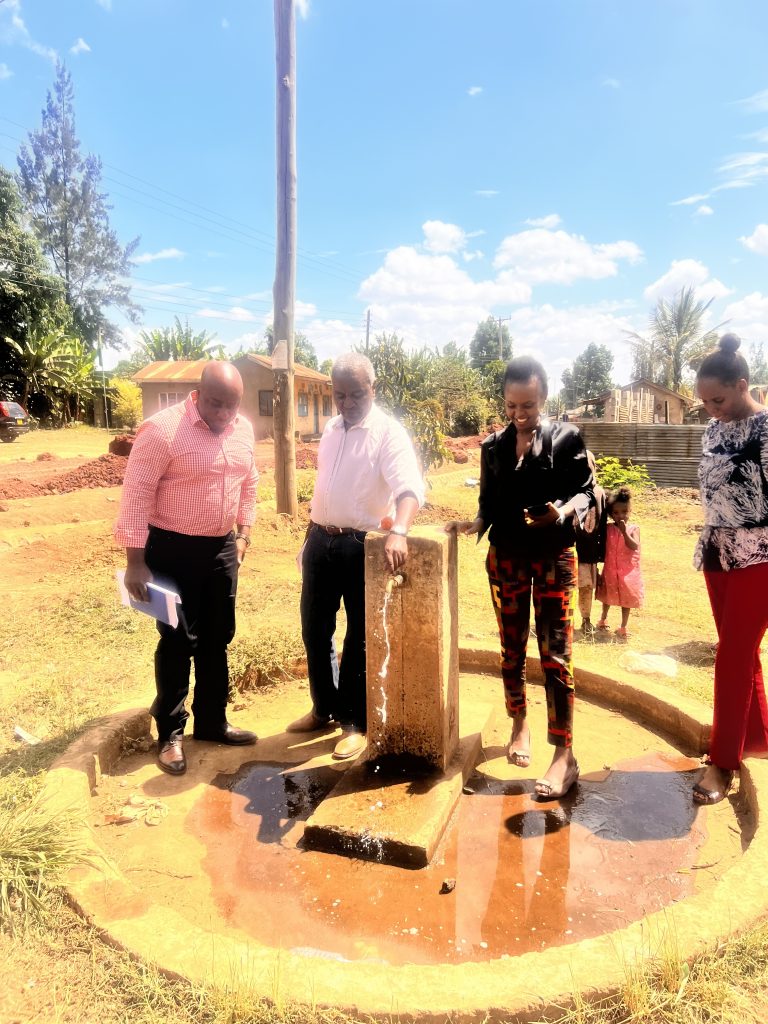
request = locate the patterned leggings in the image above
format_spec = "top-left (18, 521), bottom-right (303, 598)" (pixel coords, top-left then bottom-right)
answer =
top-left (487, 545), bottom-right (576, 747)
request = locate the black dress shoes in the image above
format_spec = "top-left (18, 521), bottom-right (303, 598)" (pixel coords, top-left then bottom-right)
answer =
top-left (157, 738), bottom-right (187, 775)
top-left (192, 723), bottom-right (258, 745)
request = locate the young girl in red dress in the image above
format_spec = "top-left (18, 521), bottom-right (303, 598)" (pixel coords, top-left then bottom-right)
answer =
top-left (595, 486), bottom-right (644, 639)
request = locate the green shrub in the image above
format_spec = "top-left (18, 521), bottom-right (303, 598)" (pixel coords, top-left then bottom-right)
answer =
top-left (295, 468), bottom-right (315, 503)
top-left (595, 455), bottom-right (655, 492)
top-left (111, 378), bottom-right (143, 429)
top-left (451, 395), bottom-right (491, 436)
top-left (402, 399), bottom-right (449, 474)
top-left (228, 628), bottom-right (305, 693)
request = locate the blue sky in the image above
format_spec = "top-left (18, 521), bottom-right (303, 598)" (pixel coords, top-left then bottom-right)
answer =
top-left (2, 1), bottom-right (768, 386)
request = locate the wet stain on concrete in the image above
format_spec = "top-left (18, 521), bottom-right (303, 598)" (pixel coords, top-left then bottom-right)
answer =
top-left (182, 750), bottom-right (740, 965)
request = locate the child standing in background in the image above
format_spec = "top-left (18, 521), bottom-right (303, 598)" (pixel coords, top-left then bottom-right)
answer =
top-left (574, 451), bottom-right (606, 636)
top-left (596, 486), bottom-right (644, 639)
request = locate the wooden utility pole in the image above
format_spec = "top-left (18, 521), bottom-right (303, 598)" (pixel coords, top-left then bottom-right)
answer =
top-left (273, 0), bottom-right (298, 517)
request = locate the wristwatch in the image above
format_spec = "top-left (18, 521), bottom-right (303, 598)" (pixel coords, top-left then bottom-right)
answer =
top-left (235, 532), bottom-right (251, 547)
top-left (389, 524), bottom-right (408, 537)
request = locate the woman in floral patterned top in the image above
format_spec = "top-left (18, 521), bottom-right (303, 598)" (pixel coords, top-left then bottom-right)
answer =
top-left (694, 333), bottom-right (768, 805)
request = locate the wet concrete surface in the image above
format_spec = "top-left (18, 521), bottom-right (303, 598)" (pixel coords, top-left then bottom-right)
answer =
top-left (90, 681), bottom-right (750, 967)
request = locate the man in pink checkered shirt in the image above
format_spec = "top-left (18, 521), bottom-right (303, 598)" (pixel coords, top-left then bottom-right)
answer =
top-left (115, 362), bottom-right (258, 776)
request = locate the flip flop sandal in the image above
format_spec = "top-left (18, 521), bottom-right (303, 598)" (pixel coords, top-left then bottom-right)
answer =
top-left (534, 761), bottom-right (580, 800)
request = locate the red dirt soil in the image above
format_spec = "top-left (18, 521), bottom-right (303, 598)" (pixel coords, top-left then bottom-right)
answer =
top-left (108, 434), bottom-right (135, 457)
top-left (0, 454), bottom-right (128, 500)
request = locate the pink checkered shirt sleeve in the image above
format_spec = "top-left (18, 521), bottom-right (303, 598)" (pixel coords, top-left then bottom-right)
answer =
top-left (237, 458), bottom-right (258, 526)
top-left (114, 419), bottom-right (171, 548)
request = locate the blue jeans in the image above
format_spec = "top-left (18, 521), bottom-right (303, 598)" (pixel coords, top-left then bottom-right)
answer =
top-left (300, 526), bottom-right (367, 731)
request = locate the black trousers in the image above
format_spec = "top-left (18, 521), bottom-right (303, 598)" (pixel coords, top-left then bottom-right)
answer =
top-left (144, 526), bottom-right (239, 742)
top-left (300, 526), bottom-right (367, 731)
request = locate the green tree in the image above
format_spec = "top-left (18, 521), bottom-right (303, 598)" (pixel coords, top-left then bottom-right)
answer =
top-left (5, 327), bottom-right (98, 423)
top-left (477, 358), bottom-right (507, 423)
top-left (16, 62), bottom-right (140, 348)
top-left (469, 316), bottom-right (512, 369)
top-left (319, 357), bottom-right (333, 376)
top-left (137, 317), bottom-right (224, 361)
top-left (627, 287), bottom-right (723, 392)
top-left (0, 167), bottom-right (64, 345)
top-left (426, 347), bottom-right (490, 435)
top-left (561, 343), bottom-right (614, 407)
top-left (749, 342), bottom-right (768, 384)
top-left (263, 324), bottom-right (318, 369)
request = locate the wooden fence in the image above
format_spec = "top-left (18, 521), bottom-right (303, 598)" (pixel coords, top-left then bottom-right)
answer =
top-left (576, 422), bottom-right (705, 488)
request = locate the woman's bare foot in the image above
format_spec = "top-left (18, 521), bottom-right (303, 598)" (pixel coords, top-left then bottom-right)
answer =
top-left (534, 747), bottom-right (579, 800)
top-left (693, 763), bottom-right (734, 805)
top-left (507, 717), bottom-right (531, 767)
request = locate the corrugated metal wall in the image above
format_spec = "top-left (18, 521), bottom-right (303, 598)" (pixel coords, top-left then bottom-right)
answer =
top-left (577, 423), bottom-right (705, 488)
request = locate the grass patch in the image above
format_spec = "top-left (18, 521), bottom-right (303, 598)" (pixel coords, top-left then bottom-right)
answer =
top-left (0, 773), bottom-right (95, 933)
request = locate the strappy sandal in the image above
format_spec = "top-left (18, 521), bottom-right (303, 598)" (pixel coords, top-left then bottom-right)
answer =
top-left (507, 744), bottom-right (531, 768)
top-left (596, 620), bottom-right (609, 631)
top-left (534, 761), bottom-right (580, 800)
top-left (693, 767), bottom-right (734, 806)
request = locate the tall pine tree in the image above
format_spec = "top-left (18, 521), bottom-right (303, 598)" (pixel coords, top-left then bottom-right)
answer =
top-left (17, 62), bottom-right (141, 348)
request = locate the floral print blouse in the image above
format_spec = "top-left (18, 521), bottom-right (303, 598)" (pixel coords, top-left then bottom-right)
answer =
top-left (695, 411), bottom-right (768, 572)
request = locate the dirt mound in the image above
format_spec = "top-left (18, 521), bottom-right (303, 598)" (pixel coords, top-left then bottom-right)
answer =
top-left (43, 454), bottom-right (128, 493)
top-left (444, 433), bottom-right (486, 463)
top-left (36, 452), bottom-right (58, 462)
top-left (0, 478), bottom-right (42, 500)
top-left (295, 443), bottom-right (318, 470)
top-left (108, 434), bottom-right (135, 457)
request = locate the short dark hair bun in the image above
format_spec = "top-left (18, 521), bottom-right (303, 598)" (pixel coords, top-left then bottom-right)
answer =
top-left (718, 332), bottom-right (741, 355)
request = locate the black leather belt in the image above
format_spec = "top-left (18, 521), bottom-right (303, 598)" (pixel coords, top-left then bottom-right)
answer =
top-left (311, 521), bottom-right (366, 537)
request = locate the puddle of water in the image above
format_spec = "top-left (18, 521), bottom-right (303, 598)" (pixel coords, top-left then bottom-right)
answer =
top-left (186, 750), bottom-right (732, 966)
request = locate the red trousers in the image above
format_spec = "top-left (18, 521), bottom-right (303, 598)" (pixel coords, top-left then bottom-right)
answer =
top-left (705, 562), bottom-right (768, 770)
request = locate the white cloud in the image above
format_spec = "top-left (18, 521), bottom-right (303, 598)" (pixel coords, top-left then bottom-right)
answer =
top-left (670, 193), bottom-right (710, 206)
top-left (736, 89), bottom-right (768, 114)
top-left (461, 249), bottom-right (484, 262)
top-left (643, 259), bottom-right (732, 304)
top-left (0, 0), bottom-right (57, 62)
top-left (714, 150), bottom-right (768, 190)
top-left (467, 86), bottom-right (483, 97)
top-left (694, 204), bottom-right (714, 217)
top-left (745, 128), bottom-right (768, 143)
top-left (721, 292), bottom-right (768, 343)
top-left (474, 189), bottom-right (499, 198)
top-left (296, 0), bottom-right (310, 18)
top-left (69, 37), bottom-right (90, 56)
top-left (493, 228), bottom-right (643, 284)
top-left (525, 213), bottom-right (562, 229)
top-left (96, 0), bottom-right (113, 10)
top-left (132, 247), bottom-right (186, 265)
top-left (0, 63), bottom-right (13, 80)
top-left (296, 319), bottom-right (362, 362)
top-left (602, 77), bottom-right (620, 89)
top-left (422, 220), bottom-right (468, 254)
top-left (222, 18), bottom-right (230, 29)
top-left (508, 302), bottom-right (640, 386)
top-left (740, 224), bottom-right (768, 256)
top-left (199, 306), bottom-right (256, 322)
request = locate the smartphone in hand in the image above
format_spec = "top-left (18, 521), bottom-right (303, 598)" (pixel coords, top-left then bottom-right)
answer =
top-left (526, 503), bottom-right (550, 517)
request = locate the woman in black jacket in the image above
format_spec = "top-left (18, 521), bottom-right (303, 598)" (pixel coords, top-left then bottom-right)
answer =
top-left (447, 356), bottom-right (593, 798)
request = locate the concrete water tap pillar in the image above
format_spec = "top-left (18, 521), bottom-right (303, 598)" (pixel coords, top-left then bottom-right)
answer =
top-left (364, 525), bottom-right (459, 773)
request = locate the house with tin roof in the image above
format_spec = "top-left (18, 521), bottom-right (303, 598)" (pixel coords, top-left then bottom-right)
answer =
top-left (132, 354), bottom-right (334, 440)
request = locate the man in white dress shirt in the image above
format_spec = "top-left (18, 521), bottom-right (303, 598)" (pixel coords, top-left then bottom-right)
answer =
top-left (287, 352), bottom-right (424, 759)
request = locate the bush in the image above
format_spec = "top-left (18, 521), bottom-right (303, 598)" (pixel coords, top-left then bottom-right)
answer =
top-left (228, 628), bottom-right (305, 693)
top-left (295, 468), bottom-right (315, 503)
top-left (451, 395), bottom-right (491, 436)
top-left (595, 455), bottom-right (655, 492)
top-left (402, 399), bottom-right (449, 474)
top-left (110, 379), bottom-right (143, 429)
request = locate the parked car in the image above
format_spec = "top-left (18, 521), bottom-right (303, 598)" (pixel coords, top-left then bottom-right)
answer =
top-left (0, 400), bottom-right (30, 442)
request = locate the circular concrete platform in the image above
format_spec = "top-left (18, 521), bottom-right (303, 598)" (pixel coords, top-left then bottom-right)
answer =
top-left (46, 652), bottom-right (768, 1022)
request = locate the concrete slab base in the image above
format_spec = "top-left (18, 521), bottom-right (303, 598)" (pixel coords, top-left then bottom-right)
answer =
top-left (43, 650), bottom-right (768, 1022)
top-left (303, 703), bottom-right (491, 867)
